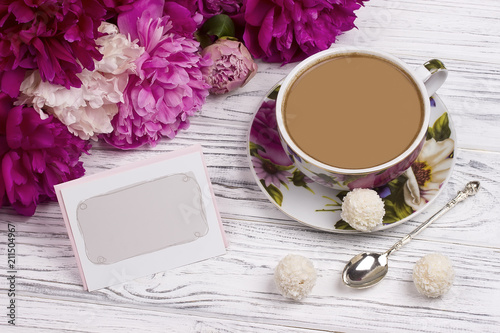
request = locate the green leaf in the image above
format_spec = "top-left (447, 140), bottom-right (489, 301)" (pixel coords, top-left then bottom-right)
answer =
top-left (424, 59), bottom-right (447, 73)
top-left (394, 200), bottom-right (413, 218)
top-left (426, 127), bottom-right (434, 140)
top-left (336, 191), bottom-right (349, 202)
top-left (383, 201), bottom-right (407, 223)
top-left (200, 14), bottom-right (235, 39)
top-left (322, 196), bottom-right (341, 207)
top-left (195, 31), bottom-right (212, 49)
top-left (219, 36), bottom-right (238, 41)
top-left (382, 176), bottom-right (414, 224)
top-left (316, 195), bottom-right (342, 213)
top-left (261, 180), bottom-right (283, 206)
top-left (314, 173), bottom-right (340, 187)
top-left (341, 175), bottom-right (359, 186)
top-left (289, 169), bottom-right (314, 193)
top-left (249, 142), bottom-right (264, 157)
top-left (431, 112), bottom-right (451, 141)
top-left (315, 208), bottom-right (342, 212)
top-left (280, 181), bottom-right (289, 191)
top-left (268, 85), bottom-right (281, 100)
top-left (274, 163), bottom-right (295, 171)
top-left (335, 219), bottom-right (355, 230)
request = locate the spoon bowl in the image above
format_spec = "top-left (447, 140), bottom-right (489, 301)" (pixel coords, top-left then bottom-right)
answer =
top-left (342, 252), bottom-right (389, 289)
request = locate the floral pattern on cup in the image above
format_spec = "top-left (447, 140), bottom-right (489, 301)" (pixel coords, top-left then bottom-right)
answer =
top-left (249, 85), bottom-right (455, 231)
top-left (249, 99), bottom-right (314, 204)
top-left (324, 110), bottom-right (454, 229)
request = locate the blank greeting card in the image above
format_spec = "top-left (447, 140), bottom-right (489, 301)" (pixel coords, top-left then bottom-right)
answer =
top-left (55, 145), bottom-right (227, 291)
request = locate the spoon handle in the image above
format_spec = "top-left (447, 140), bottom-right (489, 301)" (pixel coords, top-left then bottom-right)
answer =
top-left (385, 181), bottom-right (480, 257)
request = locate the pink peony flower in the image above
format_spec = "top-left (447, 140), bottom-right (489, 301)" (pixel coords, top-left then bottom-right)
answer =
top-left (104, 11), bottom-right (211, 149)
top-left (201, 39), bottom-right (257, 95)
top-left (0, 95), bottom-right (91, 216)
top-left (243, 0), bottom-right (367, 63)
top-left (0, 0), bottom-right (106, 89)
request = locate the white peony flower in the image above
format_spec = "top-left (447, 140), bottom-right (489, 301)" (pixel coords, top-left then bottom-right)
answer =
top-left (96, 22), bottom-right (143, 75)
top-left (17, 22), bottom-right (144, 140)
top-left (403, 138), bottom-right (454, 210)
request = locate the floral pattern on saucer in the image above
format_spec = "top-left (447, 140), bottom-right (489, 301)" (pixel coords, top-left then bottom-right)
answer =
top-left (247, 84), bottom-right (456, 232)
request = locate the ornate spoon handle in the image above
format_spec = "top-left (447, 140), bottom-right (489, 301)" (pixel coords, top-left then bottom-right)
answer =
top-left (385, 181), bottom-right (480, 257)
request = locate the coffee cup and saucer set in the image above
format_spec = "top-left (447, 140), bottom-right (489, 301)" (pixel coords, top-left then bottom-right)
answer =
top-left (247, 47), bottom-right (455, 233)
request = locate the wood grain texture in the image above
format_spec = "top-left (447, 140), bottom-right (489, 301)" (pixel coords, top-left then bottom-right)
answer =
top-left (1, 206), bottom-right (499, 332)
top-left (1, 0), bottom-right (500, 332)
top-left (6, 296), bottom-right (323, 333)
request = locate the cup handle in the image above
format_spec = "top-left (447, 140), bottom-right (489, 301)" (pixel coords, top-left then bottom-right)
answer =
top-left (413, 59), bottom-right (448, 96)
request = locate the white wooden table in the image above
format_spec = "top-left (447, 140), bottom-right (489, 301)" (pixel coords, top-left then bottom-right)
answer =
top-left (1, 1), bottom-right (499, 332)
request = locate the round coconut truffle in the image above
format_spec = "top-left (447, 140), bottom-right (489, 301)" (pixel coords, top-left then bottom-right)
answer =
top-left (413, 253), bottom-right (455, 298)
top-left (274, 254), bottom-right (317, 301)
top-left (340, 188), bottom-right (385, 232)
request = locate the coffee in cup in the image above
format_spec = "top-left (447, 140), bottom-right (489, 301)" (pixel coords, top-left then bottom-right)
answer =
top-left (276, 47), bottom-right (448, 190)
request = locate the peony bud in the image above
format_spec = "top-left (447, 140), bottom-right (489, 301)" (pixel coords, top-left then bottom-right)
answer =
top-left (201, 39), bottom-right (258, 95)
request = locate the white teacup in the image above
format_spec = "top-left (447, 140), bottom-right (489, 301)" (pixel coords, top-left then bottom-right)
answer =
top-left (275, 47), bottom-right (448, 190)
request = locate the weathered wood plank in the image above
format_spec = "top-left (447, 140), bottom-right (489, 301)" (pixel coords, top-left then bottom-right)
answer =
top-left (0, 296), bottom-right (321, 333)
top-left (1, 217), bottom-right (499, 333)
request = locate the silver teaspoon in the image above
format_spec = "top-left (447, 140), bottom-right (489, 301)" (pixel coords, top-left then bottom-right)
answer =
top-left (342, 181), bottom-right (480, 289)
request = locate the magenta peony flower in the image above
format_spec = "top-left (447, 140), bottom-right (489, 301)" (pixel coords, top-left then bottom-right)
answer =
top-left (100, 0), bottom-right (136, 20)
top-left (243, 0), bottom-right (367, 63)
top-left (201, 39), bottom-right (257, 95)
top-left (0, 0), bottom-right (106, 89)
top-left (117, 0), bottom-right (202, 37)
top-left (0, 69), bottom-right (25, 99)
top-left (164, 0), bottom-right (204, 36)
top-left (104, 10), bottom-right (211, 149)
top-left (0, 94), bottom-right (91, 216)
top-left (198, 0), bottom-right (243, 19)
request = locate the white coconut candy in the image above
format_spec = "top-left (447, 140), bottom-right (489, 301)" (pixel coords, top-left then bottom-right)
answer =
top-left (341, 188), bottom-right (385, 232)
top-left (413, 253), bottom-right (455, 298)
top-left (274, 254), bottom-right (317, 301)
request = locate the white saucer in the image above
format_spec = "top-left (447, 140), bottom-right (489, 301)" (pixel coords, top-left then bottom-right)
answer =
top-left (247, 82), bottom-right (456, 233)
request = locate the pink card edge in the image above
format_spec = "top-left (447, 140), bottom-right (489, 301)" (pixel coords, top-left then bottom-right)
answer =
top-left (54, 188), bottom-right (89, 291)
top-left (56, 144), bottom-right (205, 190)
top-left (54, 144), bottom-right (228, 291)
